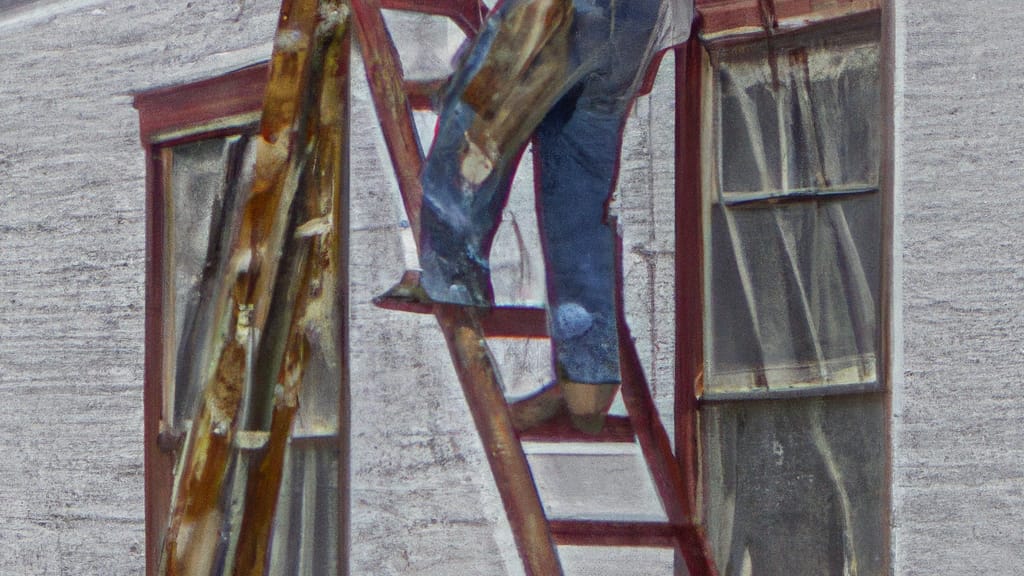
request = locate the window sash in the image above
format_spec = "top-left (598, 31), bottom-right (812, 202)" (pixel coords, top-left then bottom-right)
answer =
top-left (712, 28), bottom-right (882, 202)
top-left (704, 27), bottom-right (882, 398)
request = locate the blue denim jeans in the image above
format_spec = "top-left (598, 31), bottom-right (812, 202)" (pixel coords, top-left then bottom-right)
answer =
top-left (418, 0), bottom-right (662, 384)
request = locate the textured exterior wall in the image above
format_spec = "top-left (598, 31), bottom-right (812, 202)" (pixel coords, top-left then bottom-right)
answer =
top-left (1, 0), bottom-right (1022, 574)
top-left (0, 2), bottom-right (278, 573)
top-left (893, 0), bottom-right (1024, 573)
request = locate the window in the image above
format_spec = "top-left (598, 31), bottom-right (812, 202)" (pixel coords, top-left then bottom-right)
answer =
top-left (707, 23), bottom-right (882, 397)
top-left (134, 63), bottom-right (346, 575)
top-left (683, 2), bottom-right (891, 574)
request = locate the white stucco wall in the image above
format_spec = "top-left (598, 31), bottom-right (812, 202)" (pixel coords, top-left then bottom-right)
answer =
top-left (0, 0), bottom-right (1021, 574)
top-left (892, 0), bottom-right (1024, 573)
top-left (0, 2), bottom-right (279, 574)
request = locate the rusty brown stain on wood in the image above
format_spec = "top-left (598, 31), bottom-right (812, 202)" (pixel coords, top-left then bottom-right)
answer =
top-left (159, 0), bottom-right (330, 573)
top-left (460, 0), bottom-right (572, 184)
top-left (231, 9), bottom-right (349, 573)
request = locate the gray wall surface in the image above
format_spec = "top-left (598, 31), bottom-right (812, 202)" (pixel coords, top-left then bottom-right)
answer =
top-left (0, 2), bottom-right (280, 574)
top-left (0, 0), bottom-right (1020, 574)
top-left (893, 0), bottom-right (1024, 573)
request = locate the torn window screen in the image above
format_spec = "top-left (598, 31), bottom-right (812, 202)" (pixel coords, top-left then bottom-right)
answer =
top-left (706, 27), bottom-right (882, 396)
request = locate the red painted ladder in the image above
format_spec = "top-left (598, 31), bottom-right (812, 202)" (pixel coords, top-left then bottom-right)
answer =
top-left (349, 1), bottom-right (717, 574)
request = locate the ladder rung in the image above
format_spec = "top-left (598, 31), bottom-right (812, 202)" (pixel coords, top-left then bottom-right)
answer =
top-left (479, 306), bottom-right (548, 338)
top-left (518, 414), bottom-right (634, 443)
top-left (548, 519), bottom-right (679, 548)
top-left (381, 0), bottom-right (486, 35)
top-left (404, 78), bottom-right (446, 110)
top-left (375, 301), bottom-right (548, 337)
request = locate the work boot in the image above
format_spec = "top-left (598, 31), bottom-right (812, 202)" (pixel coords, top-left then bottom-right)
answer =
top-left (508, 381), bottom-right (565, 432)
top-left (560, 380), bottom-right (619, 435)
top-left (372, 269), bottom-right (494, 313)
top-left (372, 270), bottom-right (435, 313)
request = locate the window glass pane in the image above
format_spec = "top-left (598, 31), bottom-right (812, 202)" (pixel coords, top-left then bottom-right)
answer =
top-left (165, 133), bottom-right (342, 435)
top-left (715, 30), bottom-right (881, 199)
top-left (267, 443), bottom-right (340, 576)
top-left (702, 395), bottom-right (887, 576)
top-left (166, 135), bottom-right (249, 428)
top-left (706, 25), bottom-right (883, 396)
top-left (707, 194), bottom-right (880, 394)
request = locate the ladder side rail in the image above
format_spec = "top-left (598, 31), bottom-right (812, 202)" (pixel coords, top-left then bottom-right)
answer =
top-left (614, 231), bottom-right (719, 576)
top-left (351, 0), bottom-right (426, 236)
top-left (352, 3), bottom-right (564, 573)
top-left (618, 330), bottom-right (717, 576)
top-left (437, 307), bottom-right (564, 576)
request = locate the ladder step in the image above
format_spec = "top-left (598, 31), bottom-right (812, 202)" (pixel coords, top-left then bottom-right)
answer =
top-left (518, 414), bottom-right (634, 443)
top-left (548, 519), bottom-right (679, 548)
top-left (480, 306), bottom-right (548, 338)
top-left (375, 299), bottom-right (548, 338)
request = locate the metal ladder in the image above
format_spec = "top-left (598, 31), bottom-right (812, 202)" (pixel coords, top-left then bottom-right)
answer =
top-left (350, 1), bottom-right (717, 574)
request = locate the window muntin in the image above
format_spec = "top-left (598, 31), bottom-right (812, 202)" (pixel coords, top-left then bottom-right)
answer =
top-left (705, 26), bottom-right (882, 397)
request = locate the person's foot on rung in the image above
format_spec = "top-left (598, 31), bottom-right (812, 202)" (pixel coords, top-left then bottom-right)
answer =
top-left (561, 380), bottom-right (619, 435)
top-left (373, 269), bottom-right (493, 313)
top-left (508, 381), bottom-right (565, 432)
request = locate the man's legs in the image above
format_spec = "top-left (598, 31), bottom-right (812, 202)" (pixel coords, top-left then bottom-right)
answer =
top-left (382, 0), bottom-right (662, 309)
top-left (533, 0), bottom-right (662, 431)
top-left (533, 98), bottom-right (626, 431)
top-left (379, 0), bottom-right (663, 432)
top-left (405, 0), bottom-right (580, 306)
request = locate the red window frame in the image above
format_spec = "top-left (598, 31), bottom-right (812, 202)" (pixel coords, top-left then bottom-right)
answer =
top-left (678, 1), bottom-right (894, 572)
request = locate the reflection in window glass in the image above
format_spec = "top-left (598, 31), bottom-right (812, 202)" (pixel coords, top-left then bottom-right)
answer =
top-left (715, 31), bottom-right (881, 199)
top-left (267, 443), bottom-right (340, 576)
top-left (166, 135), bottom-right (249, 427)
top-left (703, 396), bottom-right (887, 576)
top-left (707, 195), bottom-right (880, 393)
